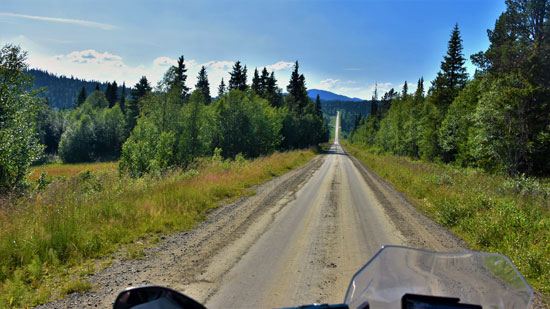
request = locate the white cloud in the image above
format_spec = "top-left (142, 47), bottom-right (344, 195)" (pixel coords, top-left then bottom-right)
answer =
top-left (153, 56), bottom-right (178, 67)
top-left (320, 78), bottom-right (340, 89)
top-left (265, 61), bottom-right (294, 71)
top-left (0, 12), bottom-right (116, 30)
top-left (201, 60), bottom-right (234, 71)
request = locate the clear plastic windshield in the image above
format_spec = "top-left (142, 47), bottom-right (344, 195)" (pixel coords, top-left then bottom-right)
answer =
top-left (344, 246), bottom-right (533, 309)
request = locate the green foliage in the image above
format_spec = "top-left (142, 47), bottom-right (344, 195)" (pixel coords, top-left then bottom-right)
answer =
top-left (0, 44), bottom-right (44, 193)
top-left (438, 77), bottom-right (482, 165)
top-left (470, 74), bottom-right (538, 174)
top-left (119, 121), bottom-right (175, 177)
top-left (58, 102), bottom-right (126, 163)
top-left (36, 99), bottom-right (64, 154)
top-left (59, 114), bottom-right (95, 163)
top-left (214, 90), bottom-right (283, 158)
top-left (84, 90), bottom-right (109, 109)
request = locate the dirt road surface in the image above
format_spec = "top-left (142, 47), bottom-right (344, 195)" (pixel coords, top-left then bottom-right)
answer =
top-left (39, 111), bottom-right (469, 308)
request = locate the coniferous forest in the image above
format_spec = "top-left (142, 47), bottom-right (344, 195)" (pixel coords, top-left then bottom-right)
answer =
top-left (351, 1), bottom-right (550, 177)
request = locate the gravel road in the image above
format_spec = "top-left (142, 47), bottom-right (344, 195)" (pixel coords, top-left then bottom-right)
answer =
top-left (37, 112), bottom-right (501, 308)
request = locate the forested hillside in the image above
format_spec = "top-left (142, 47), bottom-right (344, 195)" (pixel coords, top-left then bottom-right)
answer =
top-left (351, 0), bottom-right (550, 177)
top-left (27, 69), bottom-right (127, 109)
top-left (320, 100), bottom-right (372, 135)
top-left (308, 89), bottom-right (362, 101)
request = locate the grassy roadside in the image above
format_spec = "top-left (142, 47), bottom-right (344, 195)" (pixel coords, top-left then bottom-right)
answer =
top-left (343, 141), bottom-right (550, 296)
top-left (0, 149), bottom-right (317, 308)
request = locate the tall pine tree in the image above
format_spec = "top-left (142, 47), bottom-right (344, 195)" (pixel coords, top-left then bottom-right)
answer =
top-left (128, 76), bottom-right (152, 132)
top-left (195, 66), bottom-right (211, 104)
top-left (75, 86), bottom-right (87, 108)
top-left (286, 61), bottom-right (308, 112)
top-left (315, 94), bottom-right (323, 117)
top-left (251, 68), bottom-right (263, 95)
top-left (260, 67), bottom-right (270, 94)
top-left (370, 84), bottom-right (378, 117)
top-left (105, 80), bottom-right (118, 108)
top-left (228, 61), bottom-right (248, 91)
top-left (415, 77), bottom-right (424, 99)
top-left (175, 55), bottom-right (190, 97)
top-left (218, 78), bottom-right (226, 98)
top-left (120, 82), bottom-right (126, 114)
top-left (431, 24), bottom-right (468, 110)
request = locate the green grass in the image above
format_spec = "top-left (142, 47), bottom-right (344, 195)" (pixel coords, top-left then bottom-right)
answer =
top-left (344, 141), bottom-right (550, 296)
top-left (0, 149), bottom-right (317, 308)
top-left (28, 162), bottom-right (118, 181)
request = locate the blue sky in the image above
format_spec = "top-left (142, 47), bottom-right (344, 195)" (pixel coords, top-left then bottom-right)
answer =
top-left (0, 0), bottom-right (506, 99)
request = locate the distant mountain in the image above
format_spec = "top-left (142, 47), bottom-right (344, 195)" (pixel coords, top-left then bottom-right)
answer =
top-left (27, 69), bottom-right (123, 109)
top-left (307, 89), bottom-right (363, 102)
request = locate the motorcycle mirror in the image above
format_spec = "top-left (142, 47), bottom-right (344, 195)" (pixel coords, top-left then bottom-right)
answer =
top-left (113, 285), bottom-right (205, 309)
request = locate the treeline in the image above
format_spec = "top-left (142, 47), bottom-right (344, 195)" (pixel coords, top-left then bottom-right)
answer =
top-left (351, 0), bottom-right (550, 176)
top-left (0, 46), bottom-right (328, 193)
top-left (321, 100), bottom-right (372, 135)
top-left (27, 69), bottom-right (125, 109)
top-left (120, 60), bottom-right (328, 176)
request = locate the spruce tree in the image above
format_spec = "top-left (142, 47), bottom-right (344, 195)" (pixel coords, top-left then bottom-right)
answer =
top-left (402, 81), bottom-right (408, 99)
top-left (127, 76), bottom-right (152, 132)
top-left (174, 55), bottom-right (190, 97)
top-left (432, 24), bottom-right (468, 109)
top-left (75, 86), bottom-right (87, 108)
top-left (251, 68), bottom-right (262, 95)
top-left (370, 84), bottom-right (378, 116)
top-left (120, 82), bottom-right (126, 114)
top-left (218, 78), bottom-right (226, 98)
top-left (264, 71), bottom-right (281, 107)
top-left (95, 83), bottom-right (100, 91)
top-left (105, 82), bottom-right (111, 98)
top-left (265, 72), bottom-right (277, 97)
top-left (415, 77), bottom-right (424, 99)
top-left (286, 61), bottom-right (308, 112)
top-left (195, 66), bottom-right (211, 104)
top-left (228, 61), bottom-right (248, 91)
top-left (106, 80), bottom-right (118, 108)
top-left (260, 67), bottom-right (270, 94)
top-left (315, 94), bottom-right (323, 117)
